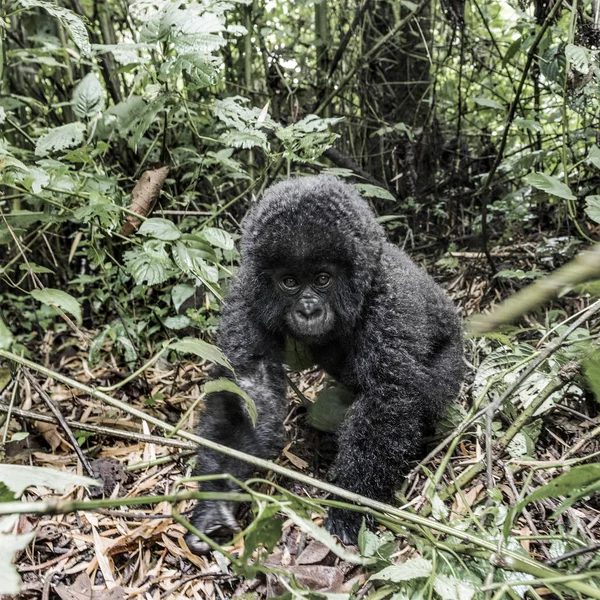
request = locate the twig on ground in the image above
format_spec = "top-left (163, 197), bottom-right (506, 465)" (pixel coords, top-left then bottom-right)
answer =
top-left (23, 368), bottom-right (94, 477)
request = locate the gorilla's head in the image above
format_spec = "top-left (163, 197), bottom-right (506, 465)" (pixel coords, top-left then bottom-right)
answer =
top-left (240, 176), bottom-right (385, 343)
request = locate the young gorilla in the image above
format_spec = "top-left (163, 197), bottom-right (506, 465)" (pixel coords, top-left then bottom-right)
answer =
top-left (187, 175), bottom-right (464, 553)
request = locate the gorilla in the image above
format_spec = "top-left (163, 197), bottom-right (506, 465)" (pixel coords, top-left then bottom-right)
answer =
top-left (186, 175), bottom-right (464, 552)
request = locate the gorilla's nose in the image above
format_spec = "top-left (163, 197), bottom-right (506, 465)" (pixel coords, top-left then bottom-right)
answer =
top-left (296, 299), bottom-right (322, 320)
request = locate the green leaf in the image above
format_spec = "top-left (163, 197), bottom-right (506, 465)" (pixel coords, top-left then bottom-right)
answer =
top-left (35, 122), bottom-right (86, 157)
top-left (276, 114), bottom-right (342, 162)
top-left (174, 242), bottom-right (219, 284)
top-left (495, 269), bottom-right (544, 280)
top-left (17, 0), bottom-right (91, 56)
top-left (370, 556), bottom-right (433, 581)
top-left (0, 369), bottom-right (11, 394)
top-left (138, 218), bottom-right (181, 241)
top-left (202, 227), bottom-right (234, 250)
top-left (73, 73), bottom-right (105, 118)
top-left (307, 385), bottom-right (354, 433)
top-left (18, 263), bottom-right (54, 274)
top-left (514, 118), bottom-right (542, 133)
top-left (0, 318), bottom-right (13, 350)
top-left (525, 172), bottom-right (575, 200)
top-left (172, 283), bottom-right (196, 312)
top-left (204, 378), bottom-right (257, 426)
top-left (585, 195), bottom-right (600, 224)
top-left (433, 574), bottom-right (476, 600)
top-left (284, 338), bottom-right (315, 371)
top-left (3, 210), bottom-right (47, 227)
top-left (358, 526), bottom-right (395, 559)
top-left (354, 184), bottom-right (395, 201)
top-left (0, 524), bottom-right (35, 594)
top-left (163, 315), bottom-right (191, 330)
top-left (587, 145), bottom-right (600, 170)
top-left (30, 288), bottom-right (82, 325)
top-left (565, 43), bottom-right (590, 74)
top-left (583, 351), bottom-right (600, 401)
top-left (0, 464), bottom-right (98, 499)
top-left (160, 53), bottom-right (217, 89)
top-left (242, 504), bottom-right (283, 561)
top-left (170, 337), bottom-right (233, 372)
top-left (473, 96), bottom-right (503, 109)
top-left (123, 241), bottom-right (174, 286)
top-left (520, 464), bottom-right (600, 508)
top-left (503, 37), bottom-right (522, 66)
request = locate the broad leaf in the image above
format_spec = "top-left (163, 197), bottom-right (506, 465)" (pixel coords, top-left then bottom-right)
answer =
top-left (170, 337), bottom-right (233, 371)
top-left (139, 218), bottom-right (181, 241)
top-left (525, 172), bottom-right (575, 200)
top-left (0, 318), bottom-right (13, 350)
top-left (565, 43), bottom-right (590, 74)
top-left (585, 195), bottom-right (600, 224)
top-left (73, 73), bottom-right (105, 118)
top-left (202, 227), bottom-right (234, 250)
top-left (204, 378), bottom-right (257, 426)
top-left (279, 506), bottom-right (373, 565)
top-left (354, 184), bottom-right (395, 201)
top-left (163, 315), bottom-right (191, 330)
top-left (18, 0), bottom-right (91, 56)
top-left (172, 284), bottom-right (196, 312)
top-left (514, 118), bottom-right (542, 132)
top-left (30, 288), bottom-right (82, 324)
top-left (123, 241), bottom-right (174, 286)
top-left (370, 556), bottom-right (433, 581)
top-left (583, 351), bottom-right (600, 401)
top-left (433, 574), bottom-right (476, 600)
top-left (474, 96), bottom-right (503, 109)
top-left (0, 524), bottom-right (35, 594)
top-left (518, 464), bottom-right (600, 512)
top-left (174, 242), bottom-right (219, 283)
top-left (307, 385), bottom-right (354, 433)
top-left (35, 122), bottom-right (86, 157)
top-left (0, 464), bottom-right (98, 499)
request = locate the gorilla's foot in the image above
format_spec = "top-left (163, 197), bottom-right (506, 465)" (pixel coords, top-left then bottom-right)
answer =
top-left (185, 501), bottom-right (240, 555)
top-left (324, 507), bottom-right (363, 546)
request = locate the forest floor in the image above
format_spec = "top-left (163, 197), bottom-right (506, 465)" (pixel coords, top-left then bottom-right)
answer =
top-left (3, 239), bottom-right (600, 599)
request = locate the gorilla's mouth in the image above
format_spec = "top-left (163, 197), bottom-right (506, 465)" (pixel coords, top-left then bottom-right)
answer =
top-left (288, 310), bottom-right (335, 340)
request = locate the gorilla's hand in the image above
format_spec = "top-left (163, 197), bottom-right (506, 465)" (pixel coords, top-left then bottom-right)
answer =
top-left (185, 500), bottom-right (240, 555)
top-left (324, 507), bottom-right (363, 545)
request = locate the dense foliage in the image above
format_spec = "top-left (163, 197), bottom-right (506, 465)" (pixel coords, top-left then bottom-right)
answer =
top-left (1, 0), bottom-right (600, 598)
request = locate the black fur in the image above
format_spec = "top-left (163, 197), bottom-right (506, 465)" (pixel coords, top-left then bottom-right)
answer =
top-left (187, 175), bottom-right (464, 552)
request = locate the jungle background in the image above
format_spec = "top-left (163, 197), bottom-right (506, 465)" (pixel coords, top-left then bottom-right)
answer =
top-left (1, 0), bottom-right (600, 598)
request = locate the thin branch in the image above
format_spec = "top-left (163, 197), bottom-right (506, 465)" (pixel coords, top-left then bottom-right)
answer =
top-left (0, 403), bottom-right (196, 449)
top-left (476, 0), bottom-right (566, 269)
top-left (469, 244), bottom-right (600, 334)
top-left (327, 0), bottom-right (372, 79)
top-left (22, 368), bottom-right (94, 476)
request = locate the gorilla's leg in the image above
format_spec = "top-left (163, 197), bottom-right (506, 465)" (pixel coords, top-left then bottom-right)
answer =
top-left (187, 359), bottom-right (287, 552)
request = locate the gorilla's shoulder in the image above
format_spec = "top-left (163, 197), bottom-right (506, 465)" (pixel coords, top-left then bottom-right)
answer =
top-left (379, 243), bottom-right (459, 319)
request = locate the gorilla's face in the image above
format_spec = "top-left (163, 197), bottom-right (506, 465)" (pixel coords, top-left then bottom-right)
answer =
top-left (272, 265), bottom-right (338, 341)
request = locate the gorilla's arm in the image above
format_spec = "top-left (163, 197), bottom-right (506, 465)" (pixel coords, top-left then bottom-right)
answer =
top-left (326, 280), bottom-right (463, 543)
top-left (188, 286), bottom-right (287, 551)
top-left (326, 365), bottom-right (425, 542)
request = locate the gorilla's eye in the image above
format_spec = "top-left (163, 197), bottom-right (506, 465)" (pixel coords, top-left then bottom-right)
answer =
top-left (314, 273), bottom-right (331, 288)
top-left (280, 276), bottom-right (300, 291)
